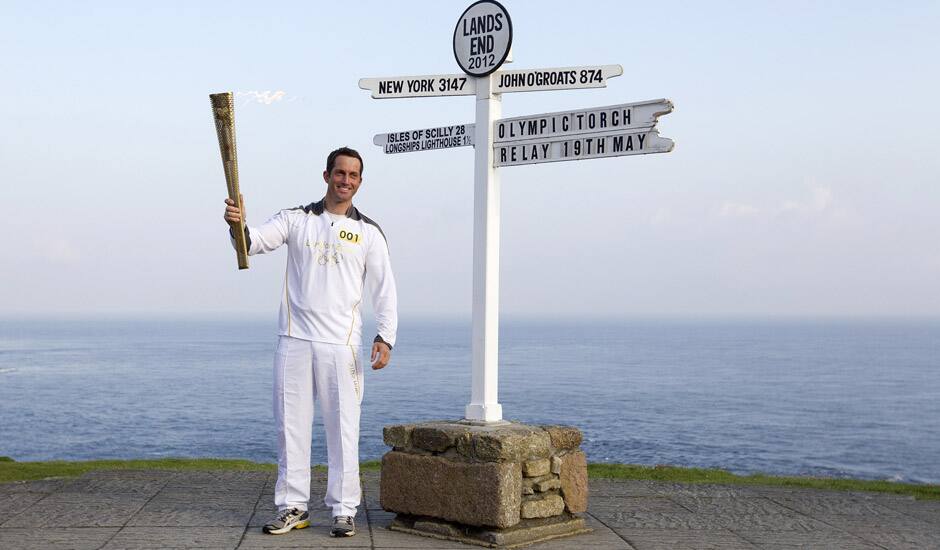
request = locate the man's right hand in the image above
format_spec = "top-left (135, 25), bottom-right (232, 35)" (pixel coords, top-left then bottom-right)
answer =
top-left (224, 194), bottom-right (245, 226)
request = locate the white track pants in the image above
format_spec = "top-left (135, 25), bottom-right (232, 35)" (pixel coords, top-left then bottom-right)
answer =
top-left (273, 336), bottom-right (363, 517)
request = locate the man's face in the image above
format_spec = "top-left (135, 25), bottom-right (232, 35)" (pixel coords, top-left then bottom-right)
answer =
top-left (323, 154), bottom-right (363, 203)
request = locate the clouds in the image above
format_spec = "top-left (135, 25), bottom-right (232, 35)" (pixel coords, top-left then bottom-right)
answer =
top-left (644, 185), bottom-right (843, 226)
top-left (719, 201), bottom-right (761, 218)
top-left (34, 238), bottom-right (81, 265)
top-left (236, 90), bottom-right (291, 105)
top-left (650, 207), bottom-right (672, 225)
top-left (782, 186), bottom-right (832, 215)
top-left (716, 185), bottom-right (848, 222)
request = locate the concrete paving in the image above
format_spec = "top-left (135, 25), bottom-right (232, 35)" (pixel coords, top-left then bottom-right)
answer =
top-left (1, 470), bottom-right (938, 549)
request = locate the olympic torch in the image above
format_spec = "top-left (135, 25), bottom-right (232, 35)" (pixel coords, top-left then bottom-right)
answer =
top-left (210, 92), bottom-right (249, 270)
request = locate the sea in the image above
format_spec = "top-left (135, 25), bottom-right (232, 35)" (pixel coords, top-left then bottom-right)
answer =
top-left (0, 317), bottom-right (938, 484)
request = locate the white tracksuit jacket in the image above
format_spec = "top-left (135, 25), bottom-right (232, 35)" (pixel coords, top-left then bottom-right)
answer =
top-left (232, 200), bottom-right (398, 349)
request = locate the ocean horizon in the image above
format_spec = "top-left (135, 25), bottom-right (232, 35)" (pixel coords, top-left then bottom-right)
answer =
top-left (1, 316), bottom-right (938, 484)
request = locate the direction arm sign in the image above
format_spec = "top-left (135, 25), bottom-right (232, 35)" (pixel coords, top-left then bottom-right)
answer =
top-left (494, 128), bottom-right (674, 167)
top-left (492, 64), bottom-right (623, 94)
top-left (359, 64), bottom-right (623, 99)
top-left (374, 123), bottom-right (475, 154)
top-left (493, 98), bottom-right (675, 166)
top-left (494, 98), bottom-right (673, 142)
top-left (359, 74), bottom-right (477, 99)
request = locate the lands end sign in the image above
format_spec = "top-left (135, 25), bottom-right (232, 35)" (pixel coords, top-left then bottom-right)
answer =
top-left (453, 0), bottom-right (513, 77)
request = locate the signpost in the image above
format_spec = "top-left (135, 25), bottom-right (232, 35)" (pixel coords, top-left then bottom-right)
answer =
top-left (361, 0), bottom-right (674, 423)
top-left (373, 124), bottom-right (474, 154)
top-left (493, 64), bottom-right (623, 93)
top-left (495, 128), bottom-right (673, 167)
top-left (494, 99), bottom-right (672, 142)
top-left (493, 99), bottom-right (674, 167)
top-left (453, 0), bottom-right (513, 77)
top-left (359, 74), bottom-right (476, 99)
top-left (359, 65), bottom-right (624, 98)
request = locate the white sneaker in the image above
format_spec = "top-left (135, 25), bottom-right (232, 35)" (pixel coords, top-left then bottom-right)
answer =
top-left (263, 507), bottom-right (310, 535)
top-left (330, 515), bottom-right (355, 537)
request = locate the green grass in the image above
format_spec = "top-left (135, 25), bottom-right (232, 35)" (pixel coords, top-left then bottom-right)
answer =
top-left (587, 463), bottom-right (940, 501)
top-left (0, 457), bottom-right (381, 484)
top-left (1, 457), bottom-right (936, 500)
top-left (0, 457), bottom-right (275, 484)
top-left (358, 460), bottom-right (382, 472)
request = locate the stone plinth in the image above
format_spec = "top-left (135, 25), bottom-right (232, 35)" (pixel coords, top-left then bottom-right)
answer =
top-left (380, 420), bottom-right (590, 547)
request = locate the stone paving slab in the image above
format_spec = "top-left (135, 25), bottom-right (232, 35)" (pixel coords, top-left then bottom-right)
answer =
top-left (589, 480), bottom-right (661, 498)
top-left (590, 496), bottom-right (690, 515)
top-left (848, 530), bottom-right (940, 550)
top-left (0, 479), bottom-right (66, 493)
top-left (369, 514), bottom-right (475, 549)
top-left (58, 471), bottom-right (175, 496)
top-left (668, 496), bottom-right (794, 516)
top-left (1, 470), bottom-right (939, 549)
top-left (162, 472), bottom-right (268, 494)
top-left (0, 527), bottom-right (119, 550)
top-left (55, 479), bottom-right (165, 497)
top-left (708, 511), bottom-right (836, 533)
top-left (127, 502), bottom-right (257, 528)
top-left (361, 472), bottom-right (383, 511)
top-left (240, 525), bottom-right (372, 548)
top-left (599, 512), bottom-right (731, 531)
top-left (610, 527), bottom-right (755, 550)
top-left (648, 483), bottom-right (757, 498)
top-left (764, 494), bottom-right (918, 516)
top-left (877, 498), bottom-right (940, 524)
top-left (748, 485), bottom-right (916, 501)
top-left (1, 492), bottom-right (149, 528)
top-left (530, 515), bottom-right (631, 549)
top-left (731, 528), bottom-right (885, 549)
top-left (100, 526), bottom-right (245, 549)
top-left (0, 493), bottom-right (47, 517)
top-left (362, 488), bottom-right (383, 511)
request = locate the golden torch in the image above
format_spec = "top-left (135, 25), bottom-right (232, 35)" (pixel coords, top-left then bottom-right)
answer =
top-left (210, 92), bottom-right (249, 270)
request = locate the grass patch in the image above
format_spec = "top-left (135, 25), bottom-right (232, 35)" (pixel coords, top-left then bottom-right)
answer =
top-left (0, 458), bottom-right (274, 484)
top-left (0, 457), bottom-right (379, 484)
top-left (587, 463), bottom-right (940, 501)
top-left (359, 460), bottom-right (382, 472)
top-left (2, 458), bottom-right (936, 501)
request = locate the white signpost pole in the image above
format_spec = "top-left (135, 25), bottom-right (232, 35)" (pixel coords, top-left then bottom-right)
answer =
top-left (452, 0), bottom-right (513, 423)
top-left (466, 72), bottom-right (503, 423)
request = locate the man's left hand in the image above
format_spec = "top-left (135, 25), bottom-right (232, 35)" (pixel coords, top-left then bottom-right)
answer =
top-left (371, 342), bottom-right (391, 370)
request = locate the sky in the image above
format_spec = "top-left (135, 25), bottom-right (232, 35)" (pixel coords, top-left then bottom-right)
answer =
top-left (1, 0), bottom-right (938, 318)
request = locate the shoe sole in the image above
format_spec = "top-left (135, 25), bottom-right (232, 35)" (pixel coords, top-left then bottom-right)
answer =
top-left (330, 530), bottom-right (355, 537)
top-left (264, 519), bottom-right (310, 535)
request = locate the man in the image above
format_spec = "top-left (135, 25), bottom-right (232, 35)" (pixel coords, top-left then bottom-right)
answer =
top-left (223, 146), bottom-right (397, 538)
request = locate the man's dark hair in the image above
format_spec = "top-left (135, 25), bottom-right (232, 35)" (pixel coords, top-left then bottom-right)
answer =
top-left (326, 146), bottom-right (364, 176)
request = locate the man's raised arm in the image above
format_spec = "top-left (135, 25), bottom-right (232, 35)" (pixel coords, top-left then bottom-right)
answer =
top-left (223, 196), bottom-right (290, 255)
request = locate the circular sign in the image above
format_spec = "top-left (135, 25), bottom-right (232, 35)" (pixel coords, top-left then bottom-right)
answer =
top-left (453, 0), bottom-right (513, 77)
